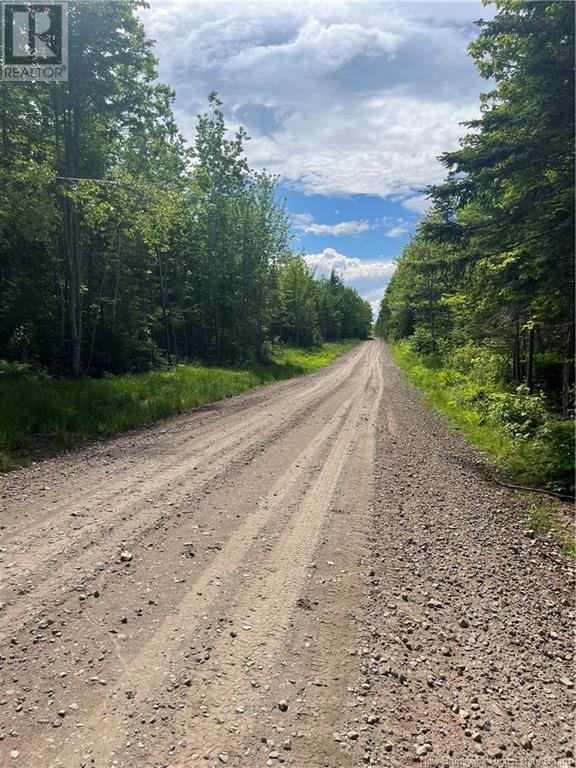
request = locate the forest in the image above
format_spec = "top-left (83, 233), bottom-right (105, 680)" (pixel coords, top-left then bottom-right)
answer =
top-left (0, 2), bottom-right (372, 379)
top-left (375, 0), bottom-right (575, 493)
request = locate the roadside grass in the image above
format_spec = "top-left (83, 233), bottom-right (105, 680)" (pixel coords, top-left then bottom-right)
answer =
top-left (517, 493), bottom-right (576, 560)
top-left (0, 340), bottom-right (358, 470)
top-left (390, 341), bottom-right (575, 557)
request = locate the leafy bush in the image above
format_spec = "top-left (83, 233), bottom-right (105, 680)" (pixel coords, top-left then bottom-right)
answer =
top-left (530, 420), bottom-right (575, 494)
top-left (486, 386), bottom-right (549, 439)
top-left (392, 340), bottom-right (575, 495)
top-left (409, 327), bottom-right (436, 356)
top-left (449, 345), bottom-right (507, 385)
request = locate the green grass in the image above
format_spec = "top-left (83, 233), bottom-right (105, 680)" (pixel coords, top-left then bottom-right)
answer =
top-left (0, 340), bottom-right (358, 470)
top-left (391, 342), bottom-right (515, 465)
top-left (390, 340), bottom-right (575, 556)
top-left (517, 494), bottom-right (576, 560)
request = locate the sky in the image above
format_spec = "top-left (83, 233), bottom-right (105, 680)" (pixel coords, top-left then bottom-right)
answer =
top-left (139, 1), bottom-right (494, 316)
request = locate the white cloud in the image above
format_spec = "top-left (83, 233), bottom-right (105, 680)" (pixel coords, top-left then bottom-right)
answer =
top-left (402, 195), bottom-right (433, 215)
top-left (140, 1), bottom-right (488, 200)
top-left (223, 19), bottom-right (401, 82)
top-left (385, 225), bottom-right (409, 238)
top-left (305, 248), bottom-right (396, 282)
top-left (292, 213), bottom-right (372, 237)
top-left (304, 247), bottom-right (397, 318)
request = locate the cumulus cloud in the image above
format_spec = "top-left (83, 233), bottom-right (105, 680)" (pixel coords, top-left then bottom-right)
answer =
top-left (292, 213), bottom-right (372, 237)
top-left (305, 248), bottom-right (396, 282)
top-left (222, 19), bottom-right (401, 82)
top-left (304, 248), bottom-right (397, 318)
top-left (385, 225), bottom-right (409, 238)
top-left (139, 1), bottom-right (488, 200)
top-left (402, 195), bottom-right (433, 215)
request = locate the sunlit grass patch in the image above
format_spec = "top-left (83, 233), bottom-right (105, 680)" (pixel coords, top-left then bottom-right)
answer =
top-left (516, 493), bottom-right (575, 560)
top-left (390, 340), bottom-right (575, 557)
top-left (0, 340), bottom-right (358, 469)
top-left (390, 341), bottom-right (574, 496)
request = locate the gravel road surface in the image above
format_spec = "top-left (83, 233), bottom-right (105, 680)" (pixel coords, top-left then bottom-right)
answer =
top-left (0, 341), bottom-right (573, 767)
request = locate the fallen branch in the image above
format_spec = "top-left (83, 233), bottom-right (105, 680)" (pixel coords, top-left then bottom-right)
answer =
top-left (493, 478), bottom-right (575, 502)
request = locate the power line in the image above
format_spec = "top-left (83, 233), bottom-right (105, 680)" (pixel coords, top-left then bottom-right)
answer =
top-left (55, 175), bottom-right (186, 192)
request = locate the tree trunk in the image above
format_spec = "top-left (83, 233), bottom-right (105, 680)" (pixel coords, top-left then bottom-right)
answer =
top-left (208, 212), bottom-right (220, 359)
top-left (526, 323), bottom-right (535, 394)
top-left (428, 272), bottom-right (436, 354)
top-left (53, 80), bottom-right (83, 377)
top-left (156, 247), bottom-right (172, 367)
top-left (513, 316), bottom-right (521, 382)
top-left (562, 323), bottom-right (575, 416)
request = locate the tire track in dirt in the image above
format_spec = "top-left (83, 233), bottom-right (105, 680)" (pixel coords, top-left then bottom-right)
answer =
top-left (49, 389), bottom-right (363, 767)
top-left (0, 341), bottom-right (380, 768)
top-left (0, 345), bottom-right (365, 546)
top-left (2, 340), bottom-right (569, 768)
top-left (0, 347), bottom-right (366, 635)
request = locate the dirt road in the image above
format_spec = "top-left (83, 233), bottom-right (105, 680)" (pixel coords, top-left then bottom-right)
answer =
top-left (0, 341), bottom-right (573, 768)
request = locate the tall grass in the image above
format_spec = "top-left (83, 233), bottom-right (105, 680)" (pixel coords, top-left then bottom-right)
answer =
top-left (391, 341), bottom-right (575, 558)
top-left (0, 341), bottom-right (357, 470)
top-left (390, 341), bottom-right (574, 495)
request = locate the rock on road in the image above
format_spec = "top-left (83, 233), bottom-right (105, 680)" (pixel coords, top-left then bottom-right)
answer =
top-left (0, 341), bottom-right (573, 768)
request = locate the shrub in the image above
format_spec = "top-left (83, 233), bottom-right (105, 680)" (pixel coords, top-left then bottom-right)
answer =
top-left (486, 386), bottom-right (548, 440)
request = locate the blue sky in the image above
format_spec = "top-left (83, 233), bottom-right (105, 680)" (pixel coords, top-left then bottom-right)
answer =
top-left (140, 1), bottom-right (493, 315)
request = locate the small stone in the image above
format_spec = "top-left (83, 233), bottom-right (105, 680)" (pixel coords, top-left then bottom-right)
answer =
top-left (367, 714), bottom-right (380, 725)
top-left (459, 618), bottom-right (469, 628)
top-left (427, 599), bottom-right (443, 609)
top-left (119, 551), bottom-right (133, 562)
top-left (10, 751), bottom-right (19, 760)
top-left (347, 730), bottom-right (359, 740)
top-left (487, 747), bottom-right (503, 759)
top-left (277, 700), bottom-right (288, 712)
top-left (520, 736), bottom-right (533, 750)
top-left (38, 618), bottom-right (52, 630)
top-left (218, 753), bottom-right (228, 764)
top-left (560, 677), bottom-right (574, 689)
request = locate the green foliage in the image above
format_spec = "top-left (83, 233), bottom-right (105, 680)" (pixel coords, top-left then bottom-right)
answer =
top-left (377, 1), bottom-right (574, 407)
top-left (517, 494), bottom-right (575, 560)
top-left (0, 4), bottom-right (370, 379)
top-left (392, 341), bottom-right (575, 495)
top-left (0, 341), bottom-right (357, 469)
top-left (376, 1), bottom-right (574, 495)
top-left (485, 387), bottom-right (548, 440)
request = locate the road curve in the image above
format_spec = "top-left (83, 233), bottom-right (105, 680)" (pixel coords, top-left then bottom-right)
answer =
top-left (0, 340), bottom-right (572, 767)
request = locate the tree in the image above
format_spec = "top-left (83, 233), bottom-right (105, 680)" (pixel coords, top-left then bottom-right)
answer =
top-left (380, 0), bottom-right (574, 409)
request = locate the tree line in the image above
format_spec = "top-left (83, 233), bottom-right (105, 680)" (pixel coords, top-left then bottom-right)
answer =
top-left (376, 0), bottom-right (574, 415)
top-left (0, 2), bottom-right (371, 377)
